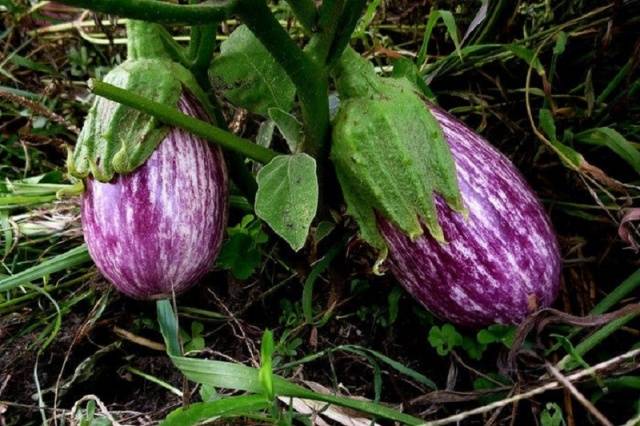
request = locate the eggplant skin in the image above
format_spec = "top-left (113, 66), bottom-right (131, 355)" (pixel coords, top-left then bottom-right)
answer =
top-left (81, 94), bottom-right (228, 300)
top-left (379, 107), bottom-right (561, 327)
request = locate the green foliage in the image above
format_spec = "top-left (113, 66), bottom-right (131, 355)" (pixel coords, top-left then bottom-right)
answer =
top-left (181, 321), bottom-right (205, 353)
top-left (67, 45), bottom-right (114, 79)
top-left (331, 48), bottom-right (464, 259)
top-left (156, 300), bottom-right (426, 425)
top-left (0, 245), bottom-right (91, 293)
top-left (391, 57), bottom-right (436, 99)
top-left (428, 323), bottom-right (516, 359)
top-left (353, 0), bottom-right (383, 38)
top-left (258, 330), bottom-right (275, 400)
top-left (75, 400), bottom-right (113, 426)
top-left (540, 402), bottom-right (566, 426)
top-left (387, 287), bottom-right (402, 325)
top-left (477, 324), bottom-right (517, 347)
top-left (472, 373), bottom-right (511, 404)
top-left (279, 298), bottom-right (304, 328)
top-left (210, 25), bottom-right (296, 117)
top-left (198, 384), bottom-right (218, 402)
top-left (350, 281), bottom-right (404, 328)
top-left (302, 241), bottom-right (343, 326)
top-left (161, 395), bottom-right (271, 426)
top-left (507, 44), bottom-right (545, 76)
top-left (273, 330), bottom-right (303, 360)
top-left (428, 324), bottom-right (463, 356)
top-left (461, 336), bottom-right (486, 360)
top-left (418, 9), bottom-right (462, 66)
top-left (217, 214), bottom-right (268, 280)
top-left (574, 127), bottom-right (640, 174)
top-left (255, 154), bottom-right (318, 251)
top-left (0, 0), bottom-right (16, 12)
top-left (0, 171), bottom-right (81, 211)
top-left (268, 108), bottom-right (304, 153)
top-left (538, 108), bottom-right (584, 169)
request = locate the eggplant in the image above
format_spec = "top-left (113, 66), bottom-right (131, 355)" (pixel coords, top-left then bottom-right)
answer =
top-left (81, 94), bottom-right (228, 299)
top-left (379, 107), bottom-right (561, 327)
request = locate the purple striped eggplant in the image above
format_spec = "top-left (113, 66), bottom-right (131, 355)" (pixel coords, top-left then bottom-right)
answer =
top-left (378, 107), bottom-right (561, 327)
top-left (81, 95), bottom-right (228, 300)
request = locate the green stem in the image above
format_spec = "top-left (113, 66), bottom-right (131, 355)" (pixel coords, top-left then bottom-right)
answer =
top-left (232, 0), bottom-right (330, 159)
top-left (186, 21), bottom-right (258, 201)
top-left (56, 0), bottom-right (235, 25)
top-left (325, 0), bottom-right (368, 66)
top-left (157, 28), bottom-right (191, 68)
top-left (306, 0), bottom-right (367, 66)
top-left (126, 20), bottom-right (172, 60)
top-left (558, 312), bottom-right (638, 371)
top-left (590, 268), bottom-right (640, 315)
top-left (547, 267), bottom-right (640, 356)
top-left (90, 80), bottom-right (277, 164)
top-left (190, 25), bottom-right (218, 87)
top-left (285, 0), bottom-right (318, 33)
top-left (57, 0), bottom-right (331, 179)
top-left (306, 0), bottom-right (344, 63)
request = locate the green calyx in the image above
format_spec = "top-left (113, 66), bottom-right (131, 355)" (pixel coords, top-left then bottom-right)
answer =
top-left (330, 48), bottom-right (465, 262)
top-left (69, 21), bottom-right (211, 182)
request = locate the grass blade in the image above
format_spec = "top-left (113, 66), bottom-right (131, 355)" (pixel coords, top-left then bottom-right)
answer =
top-left (0, 244), bottom-right (91, 292)
top-left (160, 394), bottom-right (270, 426)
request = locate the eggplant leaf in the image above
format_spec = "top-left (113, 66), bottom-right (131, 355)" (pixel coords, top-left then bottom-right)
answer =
top-left (255, 154), bottom-right (318, 251)
top-left (210, 25), bottom-right (296, 116)
top-left (268, 108), bottom-right (303, 153)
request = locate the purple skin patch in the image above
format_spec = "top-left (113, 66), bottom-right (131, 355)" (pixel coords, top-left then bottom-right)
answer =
top-left (81, 95), bottom-right (228, 300)
top-left (379, 107), bottom-right (561, 327)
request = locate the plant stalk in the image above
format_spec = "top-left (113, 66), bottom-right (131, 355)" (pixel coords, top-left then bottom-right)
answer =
top-left (55, 0), bottom-right (235, 24)
top-left (90, 80), bottom-right (277, 164)
top-left (285, 0), bottom-right (318, 34)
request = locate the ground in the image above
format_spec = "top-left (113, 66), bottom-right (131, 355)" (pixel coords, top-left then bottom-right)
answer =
top-left (0, 1), bottom-right (639, 425)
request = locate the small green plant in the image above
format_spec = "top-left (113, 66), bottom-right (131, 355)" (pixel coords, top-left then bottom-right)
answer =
top-left (74, 400), bottom-right (113, 426)
top-left (217, 214), bottom-right (268, 280)
top-left (428, 323), bottom-right (516, 359)
top-left (540, 402), bottom-right (566, 426)
top-left (279, 298), bottom-right (304, 328)
top-left (180, 321), bottom-right (206, 353)
top-left (428, 323), bottom-right (463, 356)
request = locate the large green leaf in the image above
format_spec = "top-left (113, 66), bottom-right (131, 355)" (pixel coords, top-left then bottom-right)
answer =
top-left (210, 25), bottom-right (296, 117)
top-left (255, 154), bottom-right (318, 251)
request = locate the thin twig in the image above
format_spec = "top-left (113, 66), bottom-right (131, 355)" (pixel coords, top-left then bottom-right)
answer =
top-left (112, 326), bottom-right (165, 351)
top-left (546, 363), bottom-right (613, 426)
top-left (208, 288), bottom-right (259, 365)
top-left (422, 348), bottom-right (640, 426)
